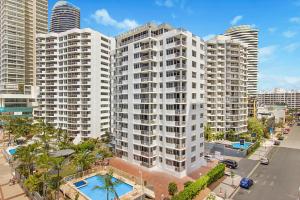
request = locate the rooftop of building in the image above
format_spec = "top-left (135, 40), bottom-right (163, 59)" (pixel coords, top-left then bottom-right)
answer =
top-left (226, 25), bottom-right (258, 32)
top-left (53, 0), bottom-right (79, 10)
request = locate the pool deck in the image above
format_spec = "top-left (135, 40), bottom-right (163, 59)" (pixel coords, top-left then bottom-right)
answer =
top-left (0, 131), bottom-right (29, 200)
top-left (110, 157), bottom-right (218, 199)
top-left (61, 167), bottom-right (145, 200)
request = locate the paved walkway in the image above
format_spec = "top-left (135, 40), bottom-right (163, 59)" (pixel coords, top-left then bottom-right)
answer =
top-left (0, 153), bottom-right (29, 200)
top-left (0, 131), bottom-right (29, 200)
top-left (110, 158), bottom-right (217, 199)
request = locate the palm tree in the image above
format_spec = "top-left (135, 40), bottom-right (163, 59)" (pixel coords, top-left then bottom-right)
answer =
top-left (24, 173), bottom-right (43, 193)
top-left (36, 153), bottom-right (53, 198)
top-left (33, 120), bottom-right (56, 152)
top-left (49, 157), bottom-right (65, 200)
top-left (93, 170), bottom-right (122, 200)
top-left (14, 143), bottom-right (39, 177)
top-left (72, 150), bottom-right (95, 174)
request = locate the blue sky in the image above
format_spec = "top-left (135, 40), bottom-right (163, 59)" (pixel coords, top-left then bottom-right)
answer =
top-left (49, 0), bottom-right (300, 91)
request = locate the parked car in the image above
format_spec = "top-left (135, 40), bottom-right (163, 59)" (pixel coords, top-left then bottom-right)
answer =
top-left (274, 140), bottom-right (281, 145)
top-left (260, 157), bottom-right (269, 165)
top-left (204, 154), bottom-right (213, 161)
top-left (278, 135), bottom-right (284, 140)
top-left (220, 159), bottom-right (238, 169)
top-left (240, 178), bottom-right (254, 189)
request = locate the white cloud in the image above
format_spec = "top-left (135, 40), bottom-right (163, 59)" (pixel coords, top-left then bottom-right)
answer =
top-left (284, 43), bottom-right (300, 52)
top-left (290, 17), bottom-right (300, 24)
top-left (230, 15), bottom-right (243, 25)
top-left (91, 9), bottom-right (138, 30)
top-left (283, 30), bottom-right (297, 38)
top-left (259, 45), bottom-right (278, 62)
top-left (260, 74), bottom-right (300, 90)
top-left (202, 34), bottom-right (216, 41)
top-left (268, 27), bottom-right (277, 33)
top-left (155, 0), bottom-right (174, 7)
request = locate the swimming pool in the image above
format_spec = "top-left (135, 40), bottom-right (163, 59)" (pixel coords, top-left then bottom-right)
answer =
top-left (6, 147), bottom-right (18, 155)
top-left (74, 175), bottom-right (133, 200)
top-left (231, 142), bottom-right (252, 150)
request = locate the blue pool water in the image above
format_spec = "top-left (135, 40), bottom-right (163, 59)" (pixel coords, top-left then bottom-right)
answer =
top-left (8, 148), bottom-right (17, 155)
top-left (231, 142), bottom-right (252, 150)
top-left (75, 175), bottom-right (133, 200)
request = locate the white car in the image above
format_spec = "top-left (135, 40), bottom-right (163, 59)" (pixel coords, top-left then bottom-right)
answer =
top-left (204, 154), bottom-right (213, 161)
top-left (260, 157), bottom-right (269, 165)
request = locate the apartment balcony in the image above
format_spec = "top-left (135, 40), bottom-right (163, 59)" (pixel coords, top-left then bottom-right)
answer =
top-left (134, 140), bottom-right (155, 146)
top-left (134, 109), bottom-right (156, 115)
top-left (130, 130), bottom-right (153, 137)
top-left (167, 154), bottom-right (186, 161)
top-left (140, 162), bottom-right (154, 168)
top-left (133, 98), bottom-right (156, 104)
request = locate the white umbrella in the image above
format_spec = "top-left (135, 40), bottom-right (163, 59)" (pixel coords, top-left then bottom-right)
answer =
top-left (72, 134), bottom-right (81, 145)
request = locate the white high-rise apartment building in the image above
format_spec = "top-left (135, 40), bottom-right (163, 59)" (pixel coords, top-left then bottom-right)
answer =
top-left (258, 89), bottom-right (300, 109)
top-left (35, 28), bottom-right (112, 138)
top-left (206, 35), bottom-right (248, 133)
top-left (0, 0), bottom-right (47, 117)
top-left (112, 23), bottom-right (206, 177)
top-left (225, 25), bottom-right (258, 97)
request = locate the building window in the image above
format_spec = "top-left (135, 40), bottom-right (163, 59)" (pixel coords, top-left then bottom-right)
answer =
top-left (191, 146), bottom-right (196, 152)
top-left (191, 156), bottom-right (196, 163)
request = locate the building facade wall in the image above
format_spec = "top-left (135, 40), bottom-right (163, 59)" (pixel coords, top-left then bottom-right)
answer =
top-left (225, 25), bottom-right (258, 97)
top-left (35, 28), bottom-right (112, 138)
top-left (258, 90), bottom-right (300, 109)
top-left (50, 0), bottom-right (80, 33)
top-left (206, 35), bottom-right (248, 134)
top-left (113, 23), bottom-right (206, 177)
top-left (0, 0), bottom-right (47, 117)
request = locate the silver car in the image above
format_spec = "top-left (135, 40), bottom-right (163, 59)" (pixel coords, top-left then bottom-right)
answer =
top-left (260, 157), bottom-right (269, 165)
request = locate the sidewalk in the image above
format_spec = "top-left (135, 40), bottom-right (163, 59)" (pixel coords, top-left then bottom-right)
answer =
top-left (248, 139), bottom-right (273, 160)
top-left (211, 174), bottom-right (242, 200)
top-left (0, 132), bottom-right (29, 200)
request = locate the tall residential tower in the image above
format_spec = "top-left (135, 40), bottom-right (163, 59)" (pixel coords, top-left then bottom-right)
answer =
top-left (35, 29), bottom-right (112, 138)
top-left (206, 35), bottom-right (248, 134)
top-left (112, 23), bottom-right (206, 177)
top-left (225, 25), bottom-right (258, 97)
top-left (50, 0), bottom-right (80, 33)
top-left (0, 0), bottom-right (48, 117)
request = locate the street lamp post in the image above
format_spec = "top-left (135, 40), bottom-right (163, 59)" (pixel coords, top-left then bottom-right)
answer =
top-left (139, 169), bottom-right (144, 200)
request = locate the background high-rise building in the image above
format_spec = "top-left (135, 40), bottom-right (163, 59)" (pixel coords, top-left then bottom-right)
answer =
top-left (0, 0), bottom-right (48, 117)
top-left (206, 35), bottom-right (248, 133)
top-left (50, 0), bottom-right (80, 33)
top-left (258, 89), bottom-right (300, 109)
top-left (225, 25), bottom-right (258, 97)
top-left (112, 23), bottom-right (206, 177)
top-left (35, 29), bottom-right (112, 138)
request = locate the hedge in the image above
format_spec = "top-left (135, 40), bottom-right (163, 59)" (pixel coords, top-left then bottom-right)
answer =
top-left (171, 163), bottom-right (225, 200)
top-left (171, 175), bottom-right (209, 200)
top-left (247, 141), bottom-right (260, 156)
top-left (206, 163), bottom-right (225, 185)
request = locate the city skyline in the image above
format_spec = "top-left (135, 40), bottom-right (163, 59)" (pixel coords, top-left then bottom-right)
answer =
top-left (48, 0), bottom-right (300, 91)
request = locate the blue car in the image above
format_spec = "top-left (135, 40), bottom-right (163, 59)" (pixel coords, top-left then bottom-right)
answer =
top-left (240, 178), bottom-right (254, 189)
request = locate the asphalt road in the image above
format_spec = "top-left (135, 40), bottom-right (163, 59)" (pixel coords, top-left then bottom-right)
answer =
top-left (233, 125), bottom-right (300, 200)
top-left (232, 158), bottom-right (258, 178)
